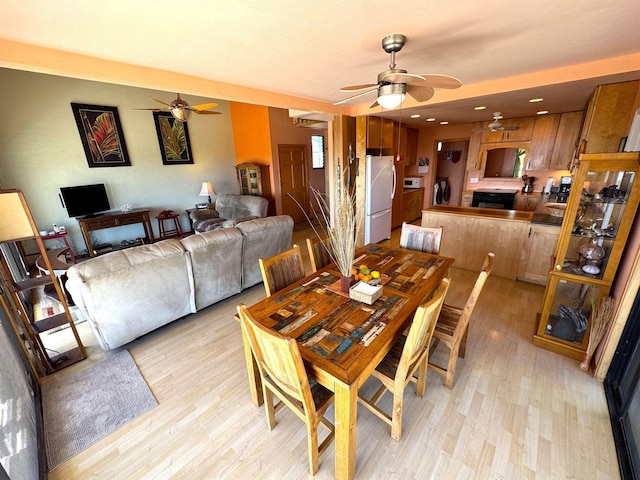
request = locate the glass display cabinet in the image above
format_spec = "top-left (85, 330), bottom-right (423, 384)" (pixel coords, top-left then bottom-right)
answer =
top-left (235, 162), bottom-right (272, 197)
top-left (534, 152), bottom-right (640, 359)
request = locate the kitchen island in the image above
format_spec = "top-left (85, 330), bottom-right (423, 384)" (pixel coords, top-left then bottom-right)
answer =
top-left (422, 205), bottom-right (560, 282)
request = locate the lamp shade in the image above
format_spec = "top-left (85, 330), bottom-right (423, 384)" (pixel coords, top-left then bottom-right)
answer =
top-left (377, 83), bottom-right (406, 110)
top-left (171, 107), bottom-right (191, 122)
top-left (199, 182), bottom-right (216, 197)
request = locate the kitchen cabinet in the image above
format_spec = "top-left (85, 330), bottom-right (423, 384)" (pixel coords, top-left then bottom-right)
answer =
top-left (580, 80), bottom-right (640, 155)
top-left (550, 111), bottom-right (582, 170)
top-left (461, 192), bottom-right (473, 207)
top-left (367, 116), bottom-right (395, 150)
top-left (0, 190), bottom-right (86, 377)
top-left (401, 188), bottom-right (425, 222)
top-left (405, 127), bottom-right (419, 166)
top-left (481, 116), bottom-right (535, 143)
top-left (513, 193), bottom-right (540, 211)
top-left (467, 123), bottom-right (483, 171)
top-left (517, 224), bottom-right (560, 284)
top-left (534, 152), bottom-right (640, 360)
top-left (236, 163), bottom-right (272, 198)
top-left (526, 114), bottom-right (560, 171)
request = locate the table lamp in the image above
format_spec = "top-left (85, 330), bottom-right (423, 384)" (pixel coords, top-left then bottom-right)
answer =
top-left (199, 182), bottom-right (216, 207)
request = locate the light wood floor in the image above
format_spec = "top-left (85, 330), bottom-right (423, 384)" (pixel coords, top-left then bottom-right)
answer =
top-left (44, 226), bottom-right (620, 479)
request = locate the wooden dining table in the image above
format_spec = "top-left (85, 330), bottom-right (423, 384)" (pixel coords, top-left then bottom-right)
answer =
top-left (241, 244), bottom-right (454, 480)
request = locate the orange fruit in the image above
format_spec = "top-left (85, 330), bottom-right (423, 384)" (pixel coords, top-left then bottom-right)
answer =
top-left (363, 274), bottom-right (372, 282)
top-left (359, 264), bottom-right (368, 271)
top-left (351, 268), bottom-right (358, 276)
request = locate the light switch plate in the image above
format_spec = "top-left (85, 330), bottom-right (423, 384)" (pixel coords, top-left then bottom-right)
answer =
top-left (470, 177), bottom-right (479, 184)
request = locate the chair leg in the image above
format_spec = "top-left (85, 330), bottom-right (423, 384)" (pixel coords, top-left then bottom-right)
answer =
top-left (459, 329), bottom-right (469, 358)
top-left (391, 390), bottom-right (404, 441)
top-left (444, 345), bottom-right (460, 389)
top-left (415, 359), bottom-right (428, 397)
top-left (306, 422), bottom-right (319, 475)
top-left (263, 386), bottom-right (277, 429)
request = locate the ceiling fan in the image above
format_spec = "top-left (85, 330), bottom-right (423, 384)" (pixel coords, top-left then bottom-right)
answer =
top-left (472, 112), bottom-right (519, 132)
top-left (335, 34), bottom-right (462, 110)
top-left (137, 93), bottom-right (221, 121)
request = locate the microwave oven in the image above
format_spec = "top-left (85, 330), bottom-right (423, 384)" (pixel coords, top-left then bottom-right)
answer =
top-left (404, 176), bottom-right (424, 189)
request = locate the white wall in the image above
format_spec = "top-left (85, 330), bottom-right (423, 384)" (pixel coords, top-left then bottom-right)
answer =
top-left (0, 68), bottom-right (238, 254)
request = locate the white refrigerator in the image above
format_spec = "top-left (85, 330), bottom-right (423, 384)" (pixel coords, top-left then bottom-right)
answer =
top-left (365, 155), bottom-right (395, 244)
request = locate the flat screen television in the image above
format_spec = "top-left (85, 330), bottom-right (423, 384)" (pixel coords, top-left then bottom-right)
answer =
top-left (59, 183), bottom-right (111, 218)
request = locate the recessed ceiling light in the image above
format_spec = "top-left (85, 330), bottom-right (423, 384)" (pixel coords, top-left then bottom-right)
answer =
top-left (440, 121), bottom-right (449, 125)
top-left (537, 110), bottom-right (549, 115)
top-left (426, 117), bottom-right (436, 122)
top-left (474, 106), bottom-right (486, 110)
top-left (529, 98), bottom-right (544, 103)
top-left (410, 114), bottom-right (421, 118)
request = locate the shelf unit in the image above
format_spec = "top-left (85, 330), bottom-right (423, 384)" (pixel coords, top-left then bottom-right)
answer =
top-left (534, 152), bottom-right (640, 360)
top-left (0, 190), bottom-right (86, 375)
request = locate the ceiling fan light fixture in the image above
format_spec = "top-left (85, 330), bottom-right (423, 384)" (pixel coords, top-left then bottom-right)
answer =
top-left (377, 83), bottom-right (406, 109)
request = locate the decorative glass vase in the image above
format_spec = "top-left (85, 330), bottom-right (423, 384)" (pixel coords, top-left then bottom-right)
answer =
top-left (578, 237), bottom-right (605, 274)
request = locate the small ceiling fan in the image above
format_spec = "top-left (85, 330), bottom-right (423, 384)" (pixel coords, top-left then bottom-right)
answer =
top-left (335, 34), bottom-right (462, 109)
top-left (472, 112), bottom-right (519, 132)
top-left (136, 93), bottom-right (221, 121)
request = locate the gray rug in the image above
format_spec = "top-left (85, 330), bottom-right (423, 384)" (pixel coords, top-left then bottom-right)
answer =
top-left (43, 350), bottom-right (157, 471)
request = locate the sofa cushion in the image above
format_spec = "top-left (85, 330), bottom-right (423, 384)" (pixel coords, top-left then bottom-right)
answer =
top-left (65, 239), bottom-right (194, 351)
top-left (237, 215), bottom-right (294, 288)
top-left (180, 228), bottom-right (244, 310)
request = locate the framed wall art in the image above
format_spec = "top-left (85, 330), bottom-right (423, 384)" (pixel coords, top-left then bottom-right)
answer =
top-left (153, 112), bottom-right (194, 165)
top-left (70, 103), bottom-right (131, 168)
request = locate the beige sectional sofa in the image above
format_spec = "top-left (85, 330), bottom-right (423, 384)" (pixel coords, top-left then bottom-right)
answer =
top-left (66, 215), bottom-right (293, 351)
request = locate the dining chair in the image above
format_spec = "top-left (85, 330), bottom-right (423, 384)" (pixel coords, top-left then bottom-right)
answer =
top-left (306, 236), bottom-right (333, 273)
top-left (399, 222), bottom-right (443, 255)
top-left (258, 244), bottom-right (305, 297)
top-left (358, 277), bottom-right (450, 441)
top-left (237, 304), bottom-right (335, 475)
top-left (428, 252), bottom-right (495, 388)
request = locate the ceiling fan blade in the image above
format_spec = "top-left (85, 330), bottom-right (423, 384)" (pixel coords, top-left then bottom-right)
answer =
top-left (134, 108), bottom-right (167, 111)
top-left (412, 74), bottom-right (463, 89)
top-left (502, 125), bottom-right (519, 131)
top-left (151, 97), bottom-right (173, 107)
top-left (406, 84), bottom-right (435, 102)
top-left (190, 102), bottom-right (218, 111)
top-left (369, 99), bottom-right (380, 108)
top-left (334, 87), bottom-right (378, 105)
top-left (193, 110), bottom-right (222, 115)
top-left (472, 127), bottom-right (488, 132)
top-left (379, 72), bottom-right (426, 84)
top-left (340, 83), bottom-right (378, 92)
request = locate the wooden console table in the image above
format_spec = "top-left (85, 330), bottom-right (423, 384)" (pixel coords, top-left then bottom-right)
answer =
top-left (78, 209), bottom-right (154, 257)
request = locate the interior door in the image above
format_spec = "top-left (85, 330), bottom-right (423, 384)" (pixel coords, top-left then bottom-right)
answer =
top-left (278, 144), bottom-right (309, 224)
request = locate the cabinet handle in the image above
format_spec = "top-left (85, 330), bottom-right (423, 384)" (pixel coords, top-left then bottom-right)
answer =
top-left (528, 227), bottom-right (532, 238)
top-left (555, 264), bottom-right (562, 271)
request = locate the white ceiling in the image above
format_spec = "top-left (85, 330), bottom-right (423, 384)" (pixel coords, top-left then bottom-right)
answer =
top-left (2, 0), bottom-right (640, 128)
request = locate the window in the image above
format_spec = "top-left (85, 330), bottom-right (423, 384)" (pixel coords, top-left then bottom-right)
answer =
top-left (311, 135), bottom-right (325, 169)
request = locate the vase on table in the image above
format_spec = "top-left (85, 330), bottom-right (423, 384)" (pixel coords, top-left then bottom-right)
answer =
top-left (340, 274), bottom-right (354, 293)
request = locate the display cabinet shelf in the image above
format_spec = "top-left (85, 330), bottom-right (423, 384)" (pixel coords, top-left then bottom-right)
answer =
top-left (534, 152), bottom-right (640, 360)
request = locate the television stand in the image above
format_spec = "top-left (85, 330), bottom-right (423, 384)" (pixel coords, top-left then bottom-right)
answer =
top-left (80, 212), bottom-right (105, 219)
top-left (78, 209), bottom-right (154, 257)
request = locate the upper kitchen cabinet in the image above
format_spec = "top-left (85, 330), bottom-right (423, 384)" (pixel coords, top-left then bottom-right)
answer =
top-left (367, 116), bottom-right (395, 150)
top-left (405, 127), bottom-right (419, 166)
top-left (481, 116), bottom-right (535, 143)
top-left (550, 111), bottom-right (583, 170)
top-left (580, 80), bottom-right (640, 155)
top-left (526, 114), bottom-right (561, 171)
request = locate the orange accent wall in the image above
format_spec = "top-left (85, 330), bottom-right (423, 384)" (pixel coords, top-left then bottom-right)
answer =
top-left (229, 102), bottom-right (273, 166)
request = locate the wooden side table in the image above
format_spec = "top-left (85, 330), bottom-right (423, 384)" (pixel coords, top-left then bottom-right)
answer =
top-left (78, 209), bottom-right (154, 257)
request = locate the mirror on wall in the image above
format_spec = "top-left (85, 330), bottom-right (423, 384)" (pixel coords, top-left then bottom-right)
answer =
top-left (483, 146), bottom-right (527, 178)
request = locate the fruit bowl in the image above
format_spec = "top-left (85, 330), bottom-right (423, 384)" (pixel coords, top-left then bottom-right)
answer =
top-left (544, 203), bottom-right (567, 218)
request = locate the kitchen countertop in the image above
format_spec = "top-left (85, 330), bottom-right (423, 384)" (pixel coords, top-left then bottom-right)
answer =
top-left (531, 213), bottom-right (563, 226)
top-left (426, 205), bottom-right (534, 221)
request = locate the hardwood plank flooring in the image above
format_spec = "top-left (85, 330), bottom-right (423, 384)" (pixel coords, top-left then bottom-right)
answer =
top-left (43, 225), bottom-right (620, 479)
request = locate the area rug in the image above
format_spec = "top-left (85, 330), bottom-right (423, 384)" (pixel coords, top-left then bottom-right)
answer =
top-left (43, 350), bottom-right (158, 471)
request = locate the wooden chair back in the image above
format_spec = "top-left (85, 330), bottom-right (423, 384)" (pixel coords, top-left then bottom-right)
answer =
top-left (306, 236), bottom-right (333, 273)
top-left (429, 252), bottom-right (495, 388)
top-left (258, 244), bottom-right (305, 297)
top-left (399, 222), bottom-right (443, 255)
top-left (237, 304), bottom-right (335, 474)
top-left (358, 277), bottom-right (450, 440)
top-left (238, 304), bottom-right (314, 411)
